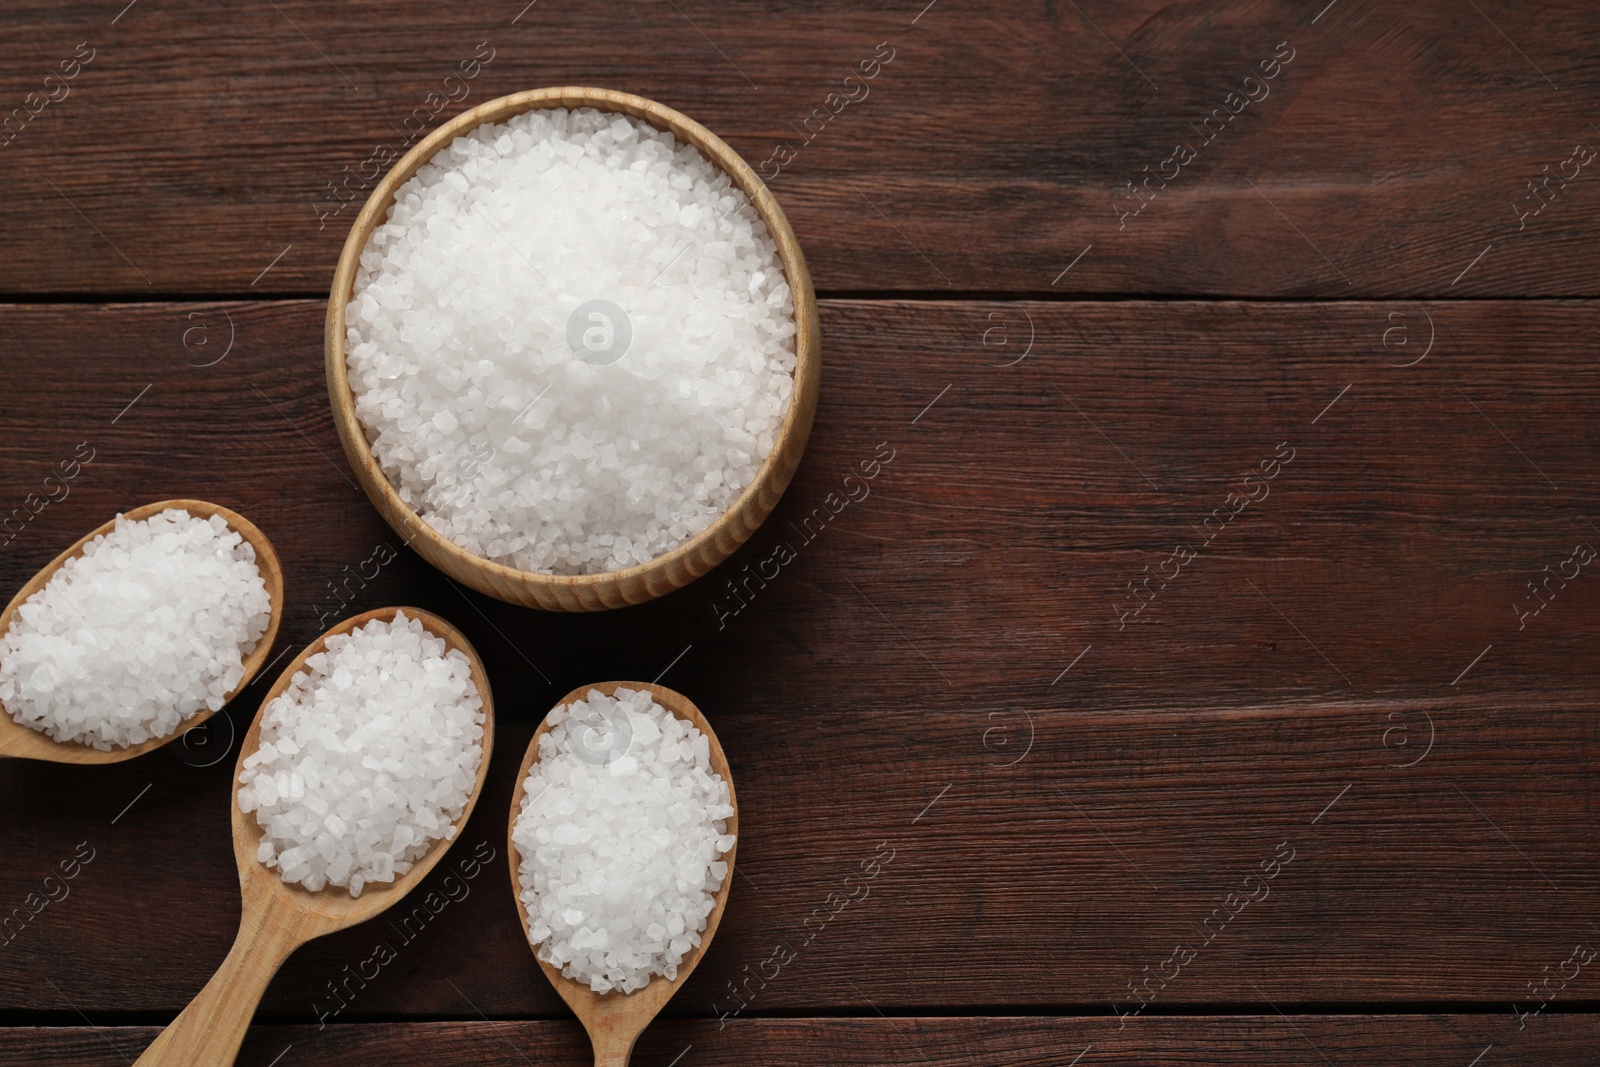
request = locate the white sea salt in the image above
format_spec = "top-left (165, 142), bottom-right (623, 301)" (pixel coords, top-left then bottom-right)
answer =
top-left (0, 509), bottom-right (271, 750)
top-left (238, 611), bottom-right (486, 897)
top-left (512, 687), bottom-right (735, 994)
top-left (345, 107), bottom-right (798, 575)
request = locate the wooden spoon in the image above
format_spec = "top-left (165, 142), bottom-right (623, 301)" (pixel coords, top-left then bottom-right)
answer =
top-left (0, 499), bottom-right (285, 763)
top-left (507, 680), bottom-right (738, 1067)
top-left (134, 606), bottom-right (495, 1067)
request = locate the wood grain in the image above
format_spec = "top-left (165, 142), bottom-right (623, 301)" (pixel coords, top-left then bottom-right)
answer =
top-left (2, 299), bottom-right (1596, 710)
top-left (0, 300), bottom-right (1597, 1017)
top-left (4, 692), bottom-right (1597, 1015)
top-left (5, 1017), bottom-right (1600, 1066)
top-left (8, 0), bottom-right (1600, 1055)
top-left (0, 2), bottom-right (1598, 296)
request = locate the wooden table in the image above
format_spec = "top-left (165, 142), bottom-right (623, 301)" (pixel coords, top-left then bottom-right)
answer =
top-left (3, 2), bottom-right (1598, 1063)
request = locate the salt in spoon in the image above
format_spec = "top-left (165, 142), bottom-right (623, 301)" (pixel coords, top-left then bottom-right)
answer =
top-left (0, 499), bottom-right (284, 763)
top-left (133, 606), bottom-right (495, 1066)
top-left (507, 680), bottom-right (738, 1067)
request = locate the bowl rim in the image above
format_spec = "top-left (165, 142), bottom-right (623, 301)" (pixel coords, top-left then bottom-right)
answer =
top-left (325, 86), bottom-right (819, 601)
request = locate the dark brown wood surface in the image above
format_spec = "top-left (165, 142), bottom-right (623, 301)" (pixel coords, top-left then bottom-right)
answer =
top-left (3, 2), bottom-right (1598, 1063)
top-left (6, 1017), bottom-right (1600, 1066)
top-left (1, 300), bottom-right (1597, 1027)
top-left (1, 1), bottom-right (1598, 296)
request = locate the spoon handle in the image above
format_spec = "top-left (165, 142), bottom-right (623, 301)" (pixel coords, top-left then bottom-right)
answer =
top-left (133, 895), bottom-right (300, 1066)
top-left (588, 1018), bottom-right (648, 1067)
top-left (593, 1038), bottom-right (635, 1067)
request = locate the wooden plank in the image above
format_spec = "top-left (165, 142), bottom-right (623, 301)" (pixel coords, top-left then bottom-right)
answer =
top-left (4, 1017), bottom-right (1597, 1066)
top-left (2, 299), bottom-right (1596, 710)
top-left (0, 2), bottom-right (1598, 295)
top-left (0, 300), bottom-right (1597, 1017)
top-left (6, 695), bottom-right (1599, 1017)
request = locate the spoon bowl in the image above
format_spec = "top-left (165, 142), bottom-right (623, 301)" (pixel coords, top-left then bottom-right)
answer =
top-left (0, 499), bottom-right (284, 763)
top-left (507, 681), bottom-right (737, 1067)
top-left (134, 606), bottom-right (495, 1066)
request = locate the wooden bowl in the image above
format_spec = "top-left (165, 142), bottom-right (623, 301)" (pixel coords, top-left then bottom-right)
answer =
top-left (0, 499), bottom-right (284, 763)
top-left (325, 87), bottom-right (821, 612)
top-left (506, 681), bottom-right (737, 1063)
